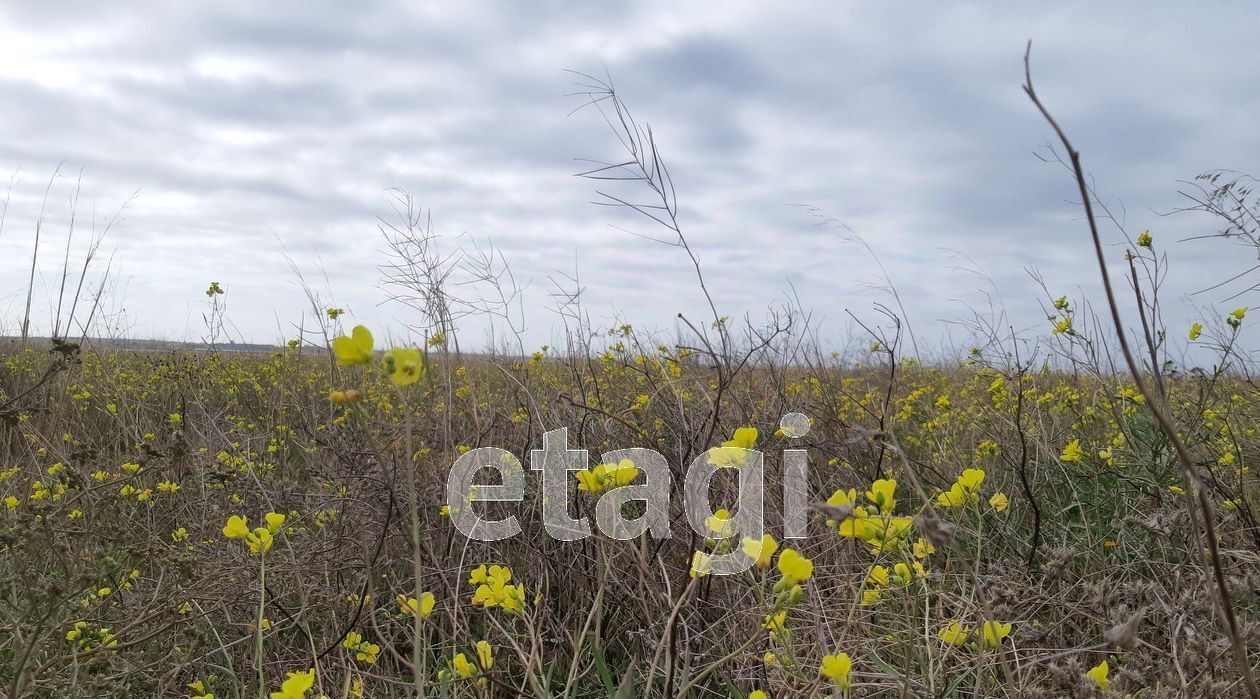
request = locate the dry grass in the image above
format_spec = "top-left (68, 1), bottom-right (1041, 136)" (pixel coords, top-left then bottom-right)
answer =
top-left (2, 327), bottom-right (1258, 698)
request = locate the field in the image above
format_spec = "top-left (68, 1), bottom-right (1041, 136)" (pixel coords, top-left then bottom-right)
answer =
top-left (2, 302), bottom-right (1259, 698)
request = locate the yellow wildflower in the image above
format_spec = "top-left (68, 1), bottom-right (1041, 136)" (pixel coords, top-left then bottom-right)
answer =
top-left (979, 620), bottom-right (1012, 650)
top-left (776, 548), bottom-right (813, 584)
top-left (938, 620), bottom-right (970, 646)
top-left (913, 538), bottom-right (935, 559)
top-left (575, 459), bottom-right (639, 495)
top-left (741, 533), bottom-right (779, 569)
top-left (476, 639), bottom-right (493, 670)
top-left (332, 326), bottom-right (374, 365)
top-left (989, 492), bottom-right (1009, 512)
top-left (269, 669), bottom-right (315, 699)
top-left (820, 652), bottom-right (852, 689)
top-left (1086, 658), bottom-right (1110, 690)
top-left (383, 347), bottom-right (425, 386)
top-left (705, 509), bottom-right (735, 538)
top-left (711, 426), bottom-right (759, 468)
top-left (452, 652), bottom-right (477, 678)
top-left (689, 551), bottom-right (712, 578)
top-left (1060, 439), bottom-right (1084, 463)
top-left (865, 478), bottom-right (897, 513)
top-left (397, 591), bottom-right (435, 618)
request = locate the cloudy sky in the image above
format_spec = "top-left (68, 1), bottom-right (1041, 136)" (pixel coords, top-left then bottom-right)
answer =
top-left (1, 2), bottom-right (1257, 355)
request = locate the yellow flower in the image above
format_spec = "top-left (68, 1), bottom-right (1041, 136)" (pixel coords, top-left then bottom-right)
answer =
top-left (836, 507), bottom-right (916, 553)
top-left (820, 652), bottom-right (852, 689)
top-left (935, 482), bottom-right (967, 507)
top-left (1136, 230), bottom-right (1152, 248)
top-left (705, 509), bottom-right (735, 538)
top-left (342, 631), bottom-right (379, 664)
top-left (383, 347), bottom-right (425, 386)
top-left (762, 610), bottom-right (789, 643)
top-left (397, 591), bottom-right (436, 618)
top-left (712, 427), bottom-right (758, 467)
top-left (476, 639), bottom-right (494, 670)
top-left (468, 565), bottom-right (525, 614)
top-left (989, 492), bottom-right (1009, 512)
top-left (265, 512), bottom-right (286, 533)
top-left (223, 514), bottom-right (277, 554)
top-left (776, 548), bottom-right (813, 584)
top-left (332, 326), bottom-right (374, 365)
top-left (741, 533), bottom-right (779, 569)
top-left (1189, 322), bottom-right (1203, 341)
top-left (222, 515), bottom-right (250, 540)
top-left (958, 468), bottom-right (984, 492)
top-left (452, 652), bottom-right (477, 678)
top-left (247, 528), bottom-right (274, 554)
top-left (826, 487), bottom-right (858, 512)
top-left (1060, 439), bottom-right (1084, 463)
top-left (4, 496), bottom-right (18, 510)
top-left (575, 459), bottom-right (639, 495)
top-left (936, 468), bottom-right (985, 507)
top-left (938, 620), bottom-right (970, 646)
top-left (865, 478), bottom-right (897, 513)
top-left (269, 669), bottom-right (315, 699)
top-left (866, 565), bottom-right (889, 587)
top-left (913, 538), bottom-right (935, 559)
top-left (727, 426), bottom-right (758, 449)
top-left (749, 691), bottom-right (768, 699)
top-left (979, 620), bottom-right (1012, 650)
top-left (1086, 658), bottom-right (1110, 690)
top-left (689, 551), bottom-right (712, 578)
top-left (469, 564), bottom-right (511, 587)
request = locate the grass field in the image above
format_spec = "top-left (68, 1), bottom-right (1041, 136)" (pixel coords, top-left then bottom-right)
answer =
top-left (2, 299), bottom-right (1259, 697)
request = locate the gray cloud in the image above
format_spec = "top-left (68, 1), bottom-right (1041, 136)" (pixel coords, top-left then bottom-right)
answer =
top-left (1, 1), bottom-right (1257, 354)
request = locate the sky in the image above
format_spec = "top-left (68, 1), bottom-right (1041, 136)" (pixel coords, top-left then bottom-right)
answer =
top-left (1, 1), bottom-right (1258, 357)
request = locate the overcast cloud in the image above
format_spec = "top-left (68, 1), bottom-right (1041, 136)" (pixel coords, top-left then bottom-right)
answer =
top-left (1, 1), bottom-right (1257, 355)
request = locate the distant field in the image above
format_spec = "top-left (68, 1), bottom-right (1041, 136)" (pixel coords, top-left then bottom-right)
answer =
top-left (0, 337), bottom-right (282, 354)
